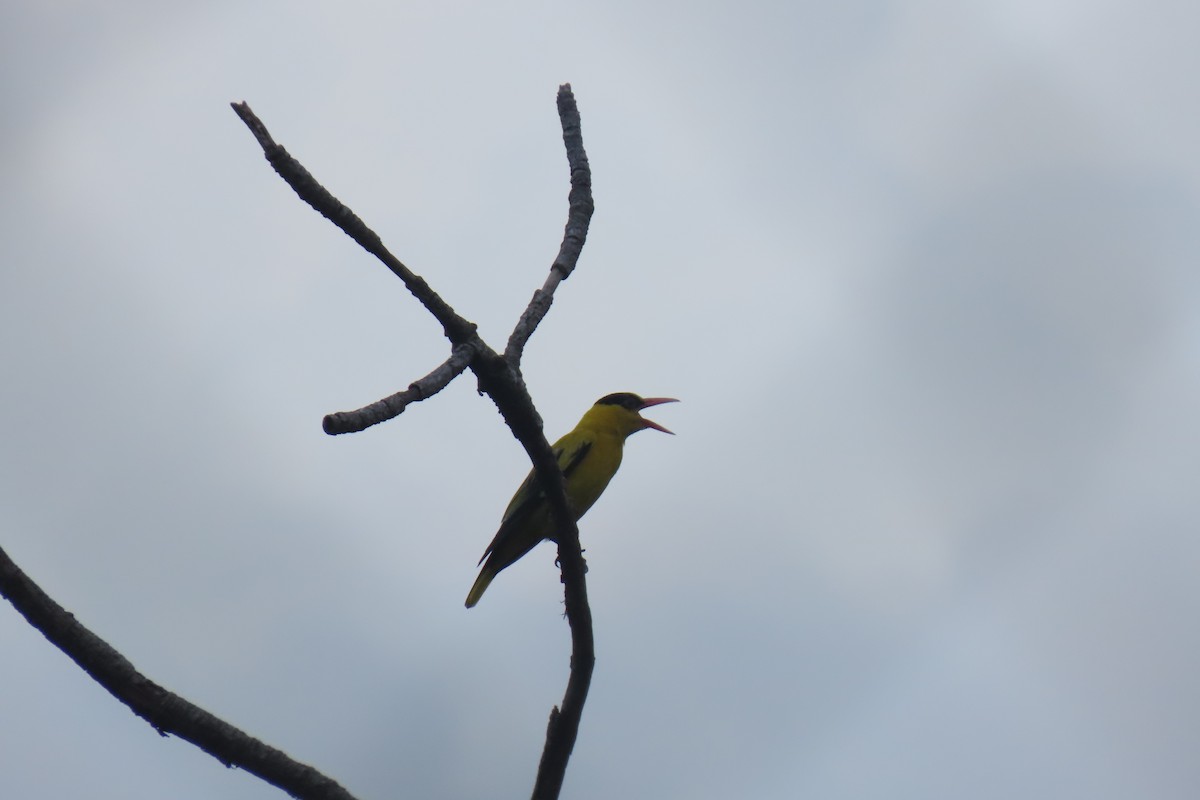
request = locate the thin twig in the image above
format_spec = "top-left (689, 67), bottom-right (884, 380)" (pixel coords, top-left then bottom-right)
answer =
top-left (505, 84), bottom-right (594, 365)
top-left (323, 342), bottom-right (476, 434)
top-left (0, 545), bottom-right (359, 800)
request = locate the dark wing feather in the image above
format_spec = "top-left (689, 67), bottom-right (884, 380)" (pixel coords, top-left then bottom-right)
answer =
top-left (477, 438), bottom-right (594, 564)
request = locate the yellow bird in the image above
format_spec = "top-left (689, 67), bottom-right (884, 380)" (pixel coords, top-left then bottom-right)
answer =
top-left (465, 392), bottom-right (678, 608)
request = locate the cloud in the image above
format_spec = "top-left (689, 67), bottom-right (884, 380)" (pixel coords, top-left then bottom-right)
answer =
top-left (2, 2), bottom-right (1198, 799)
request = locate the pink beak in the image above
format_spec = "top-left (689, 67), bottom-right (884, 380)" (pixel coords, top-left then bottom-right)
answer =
top-left (637, 397), bottom-right (679, 434)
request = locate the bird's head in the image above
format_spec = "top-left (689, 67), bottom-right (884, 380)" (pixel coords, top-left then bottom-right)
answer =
top-left (594, 392), bottom-right (679, 435)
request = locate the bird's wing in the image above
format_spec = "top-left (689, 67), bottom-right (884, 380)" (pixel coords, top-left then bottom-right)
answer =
top-left (560, 437), bottom-right (594, 479)
top-left (501, 437), bottom-right (593, 525)
top-left (476, 436), bottom-right (594, 565)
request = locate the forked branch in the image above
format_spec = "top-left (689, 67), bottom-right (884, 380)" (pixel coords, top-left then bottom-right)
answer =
top-left (1, 84), bottom-right (597, 800)
top-left (232, 85), bottom-right (598, 799)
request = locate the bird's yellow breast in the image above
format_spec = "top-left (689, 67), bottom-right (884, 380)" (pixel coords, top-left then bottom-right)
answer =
top-left (562, 429), bottom-right (624, 518)
top-left (558, 400), bottom-right (649, 516)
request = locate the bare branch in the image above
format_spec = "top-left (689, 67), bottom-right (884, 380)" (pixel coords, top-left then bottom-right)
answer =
top-left (0, 544), bottom-right (359, 800)
top-left (235, 84), bottom-right (601, 800)
top-left (1, 85), bottom-right (599, 800)
top-left (323, 342), bottom-right (476, 435)
top-left (522, 84), bottom-right (597, 800)
top-left (505, 84), bottom-right (595, 365)
top-left (530, 538), bottom-right (594, 800)
top-left (231, 101), bottom-right (477, 347)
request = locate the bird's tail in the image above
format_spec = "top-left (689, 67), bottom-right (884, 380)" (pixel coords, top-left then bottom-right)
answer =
top-left (465, 567), bottom-right (495, 608)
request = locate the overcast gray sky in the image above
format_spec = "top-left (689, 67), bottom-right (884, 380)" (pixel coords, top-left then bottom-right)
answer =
top-left (3, 1), bottom-right (1198, 798)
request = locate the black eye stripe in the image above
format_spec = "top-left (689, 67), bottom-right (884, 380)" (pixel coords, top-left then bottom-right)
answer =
top-left (595, 392), bottom-right (643, 410)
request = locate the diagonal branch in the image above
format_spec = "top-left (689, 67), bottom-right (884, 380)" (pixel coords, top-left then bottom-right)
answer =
top-left (0, 544), bottom-right (359, 800)
top-left (323, 342), bottom-right (476, 435)
top-left (231, 101), bottom-right (477, 347)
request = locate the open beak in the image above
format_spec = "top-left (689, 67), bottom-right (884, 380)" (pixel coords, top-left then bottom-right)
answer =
top-left (637, 397), bottom-right (679, 434)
